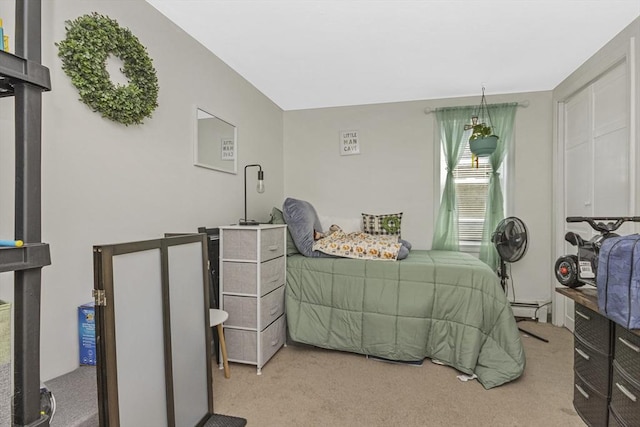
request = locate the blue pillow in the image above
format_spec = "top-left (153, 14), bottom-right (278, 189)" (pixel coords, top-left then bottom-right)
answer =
top-left (282, 198), bottom-right (332, 258)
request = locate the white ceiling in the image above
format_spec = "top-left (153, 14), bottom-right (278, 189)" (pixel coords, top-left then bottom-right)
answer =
top-left (146, 0), bottom-right (640, 111)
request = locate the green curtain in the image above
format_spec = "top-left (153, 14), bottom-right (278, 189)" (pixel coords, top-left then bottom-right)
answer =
top-left (478, 103), bottom-right (518, 269)
top-left (432, 106), bottom-right (475, 250)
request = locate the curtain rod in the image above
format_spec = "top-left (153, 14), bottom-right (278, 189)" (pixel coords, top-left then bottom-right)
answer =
top-left (423, 100), bottom-right (529, 115)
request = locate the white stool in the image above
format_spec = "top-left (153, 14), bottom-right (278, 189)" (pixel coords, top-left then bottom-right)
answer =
top-left (210, 309), bottom-right (230, 379)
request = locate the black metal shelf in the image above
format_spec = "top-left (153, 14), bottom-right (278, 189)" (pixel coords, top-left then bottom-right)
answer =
top-left (0, 243), bottom-right (51, 273)
top-left (0, 47), bottom-right (52, 276)
top-left (2, 1), bottom-right (53, 425)
top-left (0, 50), bottom-right (51, 97)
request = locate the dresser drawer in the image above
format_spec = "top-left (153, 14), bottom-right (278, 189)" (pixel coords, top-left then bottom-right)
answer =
top-left (609, 407), bottom-right (627, 427)
top-left (223, 286), bottom-right (285, 329)
top-left (575, 305), bottom-right (613, 354)
top-left (222, 256), bottom-right (285, 295)
top-left (225, 315), bottom-right (286, 364)
top-left (574, 371), bottom-right (609, 427)
top-left (259, 227), bottom-right (285, 261)
top-left (574, 335), bottom-right (612, 394)
top-left (610, 361), bottom-right (640, 427)
top-left (222, 227), bottom-right (284, 261)
top-left (614, 324), bottom-right (640, 384)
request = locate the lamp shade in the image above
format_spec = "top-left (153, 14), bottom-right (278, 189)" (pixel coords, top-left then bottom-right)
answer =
top-left (257, 170), bottom-right (265, 193)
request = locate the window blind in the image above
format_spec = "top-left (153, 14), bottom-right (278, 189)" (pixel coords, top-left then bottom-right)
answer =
top-left (453, 144), bottom-right (491, 242)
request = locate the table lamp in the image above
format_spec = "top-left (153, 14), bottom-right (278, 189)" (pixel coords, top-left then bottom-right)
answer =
top-left (239, 164), bottom-right (264, 225)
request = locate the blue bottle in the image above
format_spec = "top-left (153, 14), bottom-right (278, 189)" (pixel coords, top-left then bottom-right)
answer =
top-left (0, 19), bottom-right (4, 52)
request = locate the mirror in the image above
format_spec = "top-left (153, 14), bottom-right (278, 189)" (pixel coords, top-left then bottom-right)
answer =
top-left (194, 108), bottom-right (237, 174)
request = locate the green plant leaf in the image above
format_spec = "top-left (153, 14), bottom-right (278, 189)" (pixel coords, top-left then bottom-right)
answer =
top-left (57, 12), bottom-right (159, 125)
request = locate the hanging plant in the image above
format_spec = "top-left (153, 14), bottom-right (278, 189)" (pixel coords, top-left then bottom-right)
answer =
top-left (56, 13), bottom-right (159, 126)
top-left (469, 122), bottom-right (493, 141)
top-left (465, 87), bottom-right (499, 158)
top-left (468, 117), bottom-right (498, 157)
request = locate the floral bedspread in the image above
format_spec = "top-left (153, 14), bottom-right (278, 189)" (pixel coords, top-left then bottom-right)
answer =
top-left (312, 230), bottom-right (401, 261)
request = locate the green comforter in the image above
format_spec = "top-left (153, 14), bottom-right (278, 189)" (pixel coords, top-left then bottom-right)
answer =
top-left (285, 250), bottom-right (525, 389)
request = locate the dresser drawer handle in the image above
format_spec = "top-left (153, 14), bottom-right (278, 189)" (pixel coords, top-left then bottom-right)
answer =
top-left (271, 336), bottom-right (281, 347)
top-left (266, 275), bottom-right (280, 284)
top-left (575, 310), bottom-right (590, 321)
top-left (618, 337), bottom-right (640, 353)
top-left (268, 245), bottom-right (278, 251)
top-left (616, 383), bottom-right (638, 402)
top-left (575, 348), bottom-right (590, 360)
top-left (269, 305), bottom-right (279, 316)
top-left (575, 384), bottom-right (589, 399)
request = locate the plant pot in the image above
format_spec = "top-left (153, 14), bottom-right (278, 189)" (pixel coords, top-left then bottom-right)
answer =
top-left (469, 135), bottom-right (498, 157)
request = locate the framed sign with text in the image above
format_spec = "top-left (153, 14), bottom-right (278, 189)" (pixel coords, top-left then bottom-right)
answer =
top-left (340, 130), bottom-right (360, 156)
top-left (221, 138), bottom-right (235, 160)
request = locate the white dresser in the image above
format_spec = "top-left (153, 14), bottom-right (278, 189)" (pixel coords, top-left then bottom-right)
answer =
top-left (219, 224), bottom-right (287, 374)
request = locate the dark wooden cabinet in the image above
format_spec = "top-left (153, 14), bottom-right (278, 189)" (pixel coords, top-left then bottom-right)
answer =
top-left (573, 304), bottom-right (614, 426)
top-left (198, 226), bottom-right (220, 308)
top-left (610, 324), bottom-right (640, 426)
top-left (557, 288), bottom-right (640, 427)
top-left (198, 226), bottom-right (221, 363)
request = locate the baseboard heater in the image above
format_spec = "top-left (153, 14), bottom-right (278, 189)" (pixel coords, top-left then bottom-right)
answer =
top-left (510, 300), bottom-right (552, 322)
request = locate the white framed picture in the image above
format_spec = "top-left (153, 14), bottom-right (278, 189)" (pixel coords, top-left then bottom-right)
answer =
top-left (340, 130), bottom-right (360, 156)
top-left (221, 138), bottom-right (235, 160)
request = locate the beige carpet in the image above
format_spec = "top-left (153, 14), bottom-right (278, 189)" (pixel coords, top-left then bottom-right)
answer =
top-left (211, 322), bottom-right (585, 427)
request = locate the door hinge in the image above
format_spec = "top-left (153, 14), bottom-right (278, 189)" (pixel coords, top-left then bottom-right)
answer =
top-left (93, 289), bottom-right (107, 307)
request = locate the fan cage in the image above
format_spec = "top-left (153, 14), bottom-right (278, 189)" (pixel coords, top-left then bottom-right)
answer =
top-left (493, 217), bottom-right (528, 263)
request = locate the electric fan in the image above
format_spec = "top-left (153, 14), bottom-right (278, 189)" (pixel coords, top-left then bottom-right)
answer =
top-left (491, 217), bottom-right (547, 342)
top-left (491, 217), bottom-right (529, 291)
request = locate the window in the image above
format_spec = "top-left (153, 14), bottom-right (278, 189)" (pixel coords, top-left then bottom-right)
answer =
top-left (433, 104), bottom-right (516, 255)
top-left (442, 143), bottom-right (506, 247)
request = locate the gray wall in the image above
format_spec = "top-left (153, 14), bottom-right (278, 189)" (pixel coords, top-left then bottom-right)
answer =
top-left (283, 91), bottom-right (554, 310)
top-left (0, 0), bottom-right (586, 382)
top-left (0, 0), bottom-right (284, 380)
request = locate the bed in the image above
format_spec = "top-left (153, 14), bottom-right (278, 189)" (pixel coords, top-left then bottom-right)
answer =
top-left (285, 250), bottom-right (525, 389)
top-left (275, 198), bottom-right (525, 389)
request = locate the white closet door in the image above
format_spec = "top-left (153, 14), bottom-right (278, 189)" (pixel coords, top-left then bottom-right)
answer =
top-left (560, 61), bottom-right (630, 330)
top-left (562, 89), bottom-right (591, 330)
top-left (565, 88), bottom-right (592, 224)
top-left (592, 63), bottom-right (632, 231)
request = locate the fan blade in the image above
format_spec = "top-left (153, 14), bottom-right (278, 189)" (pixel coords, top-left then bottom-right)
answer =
top-left (497, 245), bottom-right (517, 261)
top-left (509, 231), bottom-right (526, 247)
top-left (503, 220), bottom-right (515, 241)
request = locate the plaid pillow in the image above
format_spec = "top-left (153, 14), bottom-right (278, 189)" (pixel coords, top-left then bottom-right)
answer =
top-left (361, 212), bottom-right (402, 237)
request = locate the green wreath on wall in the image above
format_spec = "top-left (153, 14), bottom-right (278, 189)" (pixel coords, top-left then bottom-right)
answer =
top-left (56, 13), bottom-right (159, 126)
